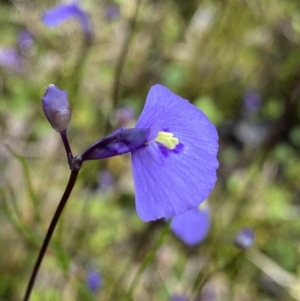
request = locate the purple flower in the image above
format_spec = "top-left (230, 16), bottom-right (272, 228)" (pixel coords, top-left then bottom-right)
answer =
top-left (0, 30), bottom-right (34, 72)
top-left (98, 169), bottom-right (115, 192)
top-left (170, 205), bottom-right (210, 246)
top-left (42, 1), bottom-right (92, 39)
top-left (82, 84), bottom-right (218, 221)
top-left (234, 228), bottom-right (255, 249)
top-left (105, 4), bottom-right (120, 20)
top-left (243, 90), bottom-right (261, 113)
top-left (112, 106), bottom-right (135, 127)
top-left (131, 85), bottom-right (218, 221)
top-left (0, 48), bottom-right (21, 70)
top-left (86, 270), bottom-right (102, 293)
top-left (170, 295), bottom-right (189, 301)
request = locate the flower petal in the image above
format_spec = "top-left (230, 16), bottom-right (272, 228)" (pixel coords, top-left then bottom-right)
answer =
top-left (132, 84), bottom-right (218, 221)
top-left (170, 206), bottom-right (210, 246)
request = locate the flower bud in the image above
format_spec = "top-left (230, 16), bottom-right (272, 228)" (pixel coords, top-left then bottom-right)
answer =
top-left (42, 84), bottom-right (71, 132)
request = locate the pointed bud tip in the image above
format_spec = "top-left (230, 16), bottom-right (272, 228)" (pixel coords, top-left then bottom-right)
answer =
top-left (42, 84), bottom-right (71, 132)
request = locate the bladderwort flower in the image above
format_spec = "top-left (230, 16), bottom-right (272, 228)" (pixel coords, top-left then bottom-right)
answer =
top-left (23, 84), bottom-right (219, 301)
top-left (170, 204), bottom-right (210, 246)
top-left (81, 84), bottom-right (219, 221)
top-left (42, 0), bottom-right (93, 41)
top-left (42, 84), bottom-right (218, 221)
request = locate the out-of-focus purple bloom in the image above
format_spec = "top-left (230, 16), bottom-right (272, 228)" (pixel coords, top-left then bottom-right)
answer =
top-left (112, 106), bottom-right (135, 127)
top-left (81, 84), bottom-right (218, 222)
top-left (243, 90), bottom-right (261, 113)
top-left (170, 205), bottom-right (210, 246)
top-left (42, 84), bottom-right (71, 132)
top-left (17, 30), bottom-right (35, 57)
top-left (234, 228), bottom-right (255, 249)
top-left (235, 89), bottom-right (266, 147)
top-left (0, 48), bottom-right (21, 69)
top-left (0, 30), bottom-right (34, 72)
top-left (105, 4), bottom-right (120, 20)
top-left (98, 170), bottom-right (115, 191)
top-left (86, 270), bottom-right (102, 293)
top-left (131, 85), bottom-right (219, 221)
top-left (42, 2), bottom-right (93, 40)
top-left (169, 295), bottom-right (189, 301)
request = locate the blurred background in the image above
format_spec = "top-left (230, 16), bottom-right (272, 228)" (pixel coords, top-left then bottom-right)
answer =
top-left (1, 0), bottom-right (300, 300)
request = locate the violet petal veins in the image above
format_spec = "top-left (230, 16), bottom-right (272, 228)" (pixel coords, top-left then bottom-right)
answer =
top-left (131, 84), bottom-right (219, 221)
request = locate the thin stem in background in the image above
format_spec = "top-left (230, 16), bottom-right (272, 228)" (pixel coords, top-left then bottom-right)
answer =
top-left (23, 170), bottom-right (79, 301)
top-left (123, 222), bottom-right (170, 301)
top-left (104, 0), bottom-right (142, 134)
top-left (190, 251), bottom-right (243, 301)
top-left (5, 145), bottom-right (41, 223)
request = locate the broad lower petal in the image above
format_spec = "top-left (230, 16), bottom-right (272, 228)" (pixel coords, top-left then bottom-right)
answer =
top-left (132, 84), bottom-right (218, 221)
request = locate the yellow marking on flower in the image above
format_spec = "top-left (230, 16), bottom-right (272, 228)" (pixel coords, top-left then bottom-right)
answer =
top-left (154, 131), bottom-right (179, 149)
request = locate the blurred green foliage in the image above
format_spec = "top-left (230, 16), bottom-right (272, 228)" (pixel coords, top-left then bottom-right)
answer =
top-left (1, 0), bottom-right (300, 300)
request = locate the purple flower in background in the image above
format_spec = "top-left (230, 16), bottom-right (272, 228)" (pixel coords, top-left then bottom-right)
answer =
top-left (234, 228), bottom-right (255, 249)
top-left (131, 85), bottom-right (218, 221)
top-left (170, 205), bottom-right (210, 246)
top-left (42, 1), bottom-right (93, 40)
top-left (170, 295), bottom-right (189, 301)
top-left (87, 270), bottom-right (102, 293)
top-left (0, 48), bottom-right (20, 70)
top-left (17, 30), bottom-right (35, 57)
top-left (243, 90), bottom-right (261, 113)
top-left (98, 170), bottom-right (115, 192)
top-left (112, 106), bottom-right (135, 127)
top-left (105, 4), bottom-right (120, 20)
top-left (0, 30), bottom-right (34, 72)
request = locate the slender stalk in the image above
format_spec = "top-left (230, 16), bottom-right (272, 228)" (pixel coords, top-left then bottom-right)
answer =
top-left (60, 130), bottom-right (73, 159)
top-left (23, 170), bottom-right (79, 301)
top-left (5, 145), bottom-right (41, 223)
top-left (190, 251), bottom-right (242, 301)
top-left (123, 223), bottom-right (170, 301)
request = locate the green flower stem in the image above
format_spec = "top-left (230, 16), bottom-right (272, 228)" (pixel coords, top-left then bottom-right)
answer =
top-left (190, 251), bottom-right (243, 301)
top-left (124, 222), bottom-right (170, 301)
top-left (6, 145), bottom-right (41, 223)
top-left (23, 170), bottom-right (79, 301)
